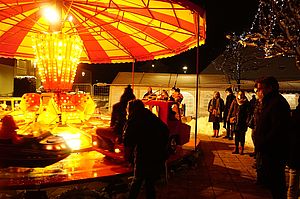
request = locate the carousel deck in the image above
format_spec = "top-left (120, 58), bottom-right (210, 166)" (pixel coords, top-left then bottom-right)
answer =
top-left (0, 147), bottom-right (193, 190)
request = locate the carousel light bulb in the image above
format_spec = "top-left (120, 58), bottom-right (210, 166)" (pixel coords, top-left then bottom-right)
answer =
top-left (43, 7), bottom-right (60, 24)
top-left (68, 15), bottom-right (73, 22)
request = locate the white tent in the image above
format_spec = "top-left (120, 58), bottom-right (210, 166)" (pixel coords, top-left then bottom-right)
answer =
top-left (109, 69), bottom-right (300, 118)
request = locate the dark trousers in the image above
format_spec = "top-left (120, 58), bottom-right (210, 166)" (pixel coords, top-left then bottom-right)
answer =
top-left (213, 122), bottom-right (220, 130)
top-left (261, 152), bottom-right (287, 199)
top-left (234, 130), bottom-right (246, 148)
top-left (224, 121), bottom-right (231, 137)
top-left (128, 176), bottom-right (156, 199)
top-left (256, 152), bottom-right (266, 184)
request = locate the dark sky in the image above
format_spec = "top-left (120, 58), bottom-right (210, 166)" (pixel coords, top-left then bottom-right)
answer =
top-left (81, 0), bottom-right (259, 84)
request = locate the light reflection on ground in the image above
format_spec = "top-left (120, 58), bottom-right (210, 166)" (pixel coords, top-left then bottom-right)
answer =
top-left (0, 150), bottom-right (132, 189)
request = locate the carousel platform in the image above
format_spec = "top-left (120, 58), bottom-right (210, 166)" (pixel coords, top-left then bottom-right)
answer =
top-left (0, 145), bottom-right (194, 190)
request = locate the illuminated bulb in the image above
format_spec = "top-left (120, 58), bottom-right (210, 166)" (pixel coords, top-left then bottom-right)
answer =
top-left (92, 141), bottom-right (98, 146)
top-left (43, 7), bottom-right (60, 24)
top-left (68, 15), bottom-right (73, 22)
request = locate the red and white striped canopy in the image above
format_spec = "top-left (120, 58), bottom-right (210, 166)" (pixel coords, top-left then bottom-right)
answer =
top-left (0, 0), bottom-right (206, 63)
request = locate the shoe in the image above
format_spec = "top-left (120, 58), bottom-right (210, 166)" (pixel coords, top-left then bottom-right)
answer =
top-left (249, 152), bottom-right (255, 157)
top-left (211, 135), bottom-right (216, 138)
top-left (232, 150), bottom-right (239, 154)
top-left (228, 137), bottom-right (233, 140)
top-left (223, 136), bottom-right (229, 139)
top-left (215, 136), bottom-right (219, 138)
top-left (240, 151), bottom-right (244, 155)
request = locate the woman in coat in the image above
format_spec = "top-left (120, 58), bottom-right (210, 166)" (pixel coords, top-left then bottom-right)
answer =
top-left (208, 91), bottom-right (224, 138)
top-left (227, 90), bottom-right (250, 155)
top-left (123, 99), bottom-right (169, 199)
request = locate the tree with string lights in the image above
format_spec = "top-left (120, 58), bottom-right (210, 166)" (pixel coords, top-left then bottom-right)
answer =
top-left (214, 0), bottom-right (299, 86)
top-left (212, 33), bottom-right (268, 88)
top-left (242, 0), bottom-right (300, 69)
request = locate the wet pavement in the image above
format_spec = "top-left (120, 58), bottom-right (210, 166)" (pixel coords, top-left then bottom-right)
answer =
top-left (0, 133), bottom-right (274, 199)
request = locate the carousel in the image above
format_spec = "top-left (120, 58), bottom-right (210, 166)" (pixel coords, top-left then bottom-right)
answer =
top-left (0, 0), bottom-right (205, 192)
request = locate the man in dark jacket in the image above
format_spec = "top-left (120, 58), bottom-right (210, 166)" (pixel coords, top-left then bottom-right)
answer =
top-left (123, 99), bottom-right (169, 199)
top-left (223, 87), bottom-right (235, 140)
top-left (255, 76), bottom-right (291, 199)
top-left (287, 97), bottom-right (300, 199)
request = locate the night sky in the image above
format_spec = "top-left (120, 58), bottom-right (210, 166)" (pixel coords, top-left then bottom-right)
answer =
top-left (81, 0), bottom-right (259, 84)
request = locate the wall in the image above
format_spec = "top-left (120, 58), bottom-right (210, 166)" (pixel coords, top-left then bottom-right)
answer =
top-left (0, 64), bottom-right (14, 96)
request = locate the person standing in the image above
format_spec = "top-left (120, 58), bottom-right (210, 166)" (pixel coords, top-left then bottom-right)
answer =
top-left (223, 87), bottom-right (236, 140)
top-left (227, 90), bottom-right (250, 155)
top-left (110, 85), bottom-right (135, 143)
top-left (169, 87), bottom-right (183, 103)
top-left (255, 76), bottom-right (291, 199)
top-left (123, 99), bottom-right (169, 199)
top-left (287, 96), bottom-right (300, 199)
top-left (250, 81), bottom-right (265, 185)
top-left (208, 91), bottom-right (224, 138)
top-left (248, 94), bottom-right (257, 157)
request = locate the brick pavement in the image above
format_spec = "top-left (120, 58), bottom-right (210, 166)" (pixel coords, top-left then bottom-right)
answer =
top-left (149, 133), bottom-right (273, 199)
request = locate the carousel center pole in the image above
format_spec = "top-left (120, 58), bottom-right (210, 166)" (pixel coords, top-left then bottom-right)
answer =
top-left (132, 59), bottom-right (135, 90)
top-left (195, 13), bottom-right (200, 151)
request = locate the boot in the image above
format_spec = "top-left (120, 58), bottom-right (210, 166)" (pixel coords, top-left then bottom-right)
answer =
top-left (215, 130), bottom-right (219, 138)
top-left (232, 147), bottom-right (239, 154)
top-left (240, 146), bottom-right (244, 155)
top-left (229, 130), bottom-right (233, 140)
top-left (212, 130), bottom-right (216, 137)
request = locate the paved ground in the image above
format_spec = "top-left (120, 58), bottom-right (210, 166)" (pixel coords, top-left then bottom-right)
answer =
top-left (0, 133), bottom-right (274, 199)
top-left (150, 134), bottom-right (273, 199)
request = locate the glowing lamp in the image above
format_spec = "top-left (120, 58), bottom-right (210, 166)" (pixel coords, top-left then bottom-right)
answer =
top-left (32, 33), bottom-right (83, 91)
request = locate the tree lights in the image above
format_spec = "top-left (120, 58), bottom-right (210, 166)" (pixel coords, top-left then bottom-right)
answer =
top-left (213, 33), bottom-right (267, 86)
top-left (216, 0), bottom-right (299, 82)
top-left (242, 0), bottom-right (300, 69)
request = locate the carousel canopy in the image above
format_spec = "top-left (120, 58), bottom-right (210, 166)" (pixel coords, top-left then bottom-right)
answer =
top-left (0, 0), bottom-right (206, 64)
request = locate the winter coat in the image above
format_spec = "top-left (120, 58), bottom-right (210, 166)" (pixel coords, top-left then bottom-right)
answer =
top-left (227, 98), bottom-right (250, 133)
top-left (249, 100), bottom-right (262, 132)
top-left (288, 106), bottom-right (300, 169)
top-left (255, 91), bottom-right (291, 160)
top-left (123, 108), bottom-right (169, 178)
top-left (208, 97), bottom-right (224, 122)
top-left (223, 94), bottom-right (236, 123)
top-left (110, 102), bottom-right (127, 141)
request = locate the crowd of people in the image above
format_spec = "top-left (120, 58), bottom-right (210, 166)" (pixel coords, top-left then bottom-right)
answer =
top-left (207, 76), bottom-right (300, 199)
top-left (1, 78), bottom-right (299, 199)
top-left (142, 86), bottom-right (183, 103)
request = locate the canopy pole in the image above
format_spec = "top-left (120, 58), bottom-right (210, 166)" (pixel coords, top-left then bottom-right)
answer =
top-left (132, 60), bottom-right (135, 90)
top-left (195, 13), bottom-right (200, 151)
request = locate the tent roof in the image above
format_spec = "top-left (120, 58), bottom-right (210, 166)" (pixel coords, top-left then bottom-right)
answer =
top-left (111, 72), bottom-right (231, 89)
